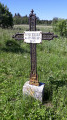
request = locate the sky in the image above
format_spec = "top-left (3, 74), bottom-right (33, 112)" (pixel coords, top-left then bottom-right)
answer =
top-left (0, 0), bottom-right (67, 20)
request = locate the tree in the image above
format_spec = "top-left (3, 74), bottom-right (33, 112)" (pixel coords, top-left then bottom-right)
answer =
top-left (13, 13), bottom-right (21, 24)
top-left (52, 17), bottom-right (58, 25)
top-left (53, 19), bottom-right (67, 37)
top-left (0, 2), bottom-right (13, 28)
top-left (13, 14), bottom-right (29, 24)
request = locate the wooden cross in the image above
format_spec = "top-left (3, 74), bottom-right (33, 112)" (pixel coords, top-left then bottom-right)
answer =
top-left (12, 9), bottom-right (58, 86)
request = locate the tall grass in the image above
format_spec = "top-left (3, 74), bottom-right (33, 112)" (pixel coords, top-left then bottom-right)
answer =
top-left (0, 25), bottom-right (67, 120)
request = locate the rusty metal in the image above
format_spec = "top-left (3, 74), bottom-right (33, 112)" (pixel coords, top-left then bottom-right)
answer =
top-left (42, 32), bottom-right (58, 40)
top-left (12, 32), bottom-right (58, 41)
top-left (29, 9), bottom-right (39, 86)
top-left (12, 9), bottom-right (58, 86)
top-left (12, 33), bottom-right (24, 40)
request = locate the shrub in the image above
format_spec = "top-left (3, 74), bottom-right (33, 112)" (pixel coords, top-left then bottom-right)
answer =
top-left (53, 19), bottom-right (67, 37)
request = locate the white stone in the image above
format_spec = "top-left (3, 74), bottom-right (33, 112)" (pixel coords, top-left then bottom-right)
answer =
top-left (23, 81), bottom-right (45, 102)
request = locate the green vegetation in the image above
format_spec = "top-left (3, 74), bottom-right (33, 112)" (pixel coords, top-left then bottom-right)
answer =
top-left (0, 25), bottom-right (67, 120)
top-left (52, 19), bottom-right (67, 37)
top-left (0, 2), bottom-right (13, 28)
top-left (13, 13), bottom-right (52, 25)
top-left (13, 14), bottom-right (29, 25)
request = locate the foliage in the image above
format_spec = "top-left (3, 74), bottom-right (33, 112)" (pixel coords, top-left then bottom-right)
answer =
top-left (0, 25), bottom-right (67, 120)
top-left (37, 19), bottom-right (52, 25)
top-left (13, 13), bottom-right (52, 25)
top-left (52, 17), bottom-right (58, 25)
top-left (0, 2), bottom-right (13, 28)
top-left (13, 14), bottom-right (29, 25)
top-left (52, 19), bottom-right (67, 37)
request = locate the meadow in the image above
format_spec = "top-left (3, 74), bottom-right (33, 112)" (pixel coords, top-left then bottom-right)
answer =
top-left (0, 25), bottom-right (67, 120)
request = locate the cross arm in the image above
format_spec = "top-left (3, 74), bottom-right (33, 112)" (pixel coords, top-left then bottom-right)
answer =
top-left (12, 32), bottom-right (58, 41)
top-left (42, 32), bottom-right (58, 40)
top-left (12, 33), bottom-right (24, 40)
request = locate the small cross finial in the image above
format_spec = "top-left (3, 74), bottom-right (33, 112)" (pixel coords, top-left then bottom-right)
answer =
top-left (31, 9), bottom-right (34, 14)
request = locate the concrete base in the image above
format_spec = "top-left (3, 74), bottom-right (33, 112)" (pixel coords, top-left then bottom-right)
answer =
top-left (23, 81), bottom-right (45, 102)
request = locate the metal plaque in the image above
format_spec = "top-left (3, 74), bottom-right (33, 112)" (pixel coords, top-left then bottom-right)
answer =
top-left (24, 31), bottom-right (42, 43)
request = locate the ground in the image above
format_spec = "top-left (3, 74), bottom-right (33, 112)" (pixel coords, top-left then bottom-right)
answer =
top-left (0, 25), bottom-right (67, 120)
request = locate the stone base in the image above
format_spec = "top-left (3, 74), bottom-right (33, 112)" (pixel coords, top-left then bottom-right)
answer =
top-left (23, 81), bottom-right (45, 102)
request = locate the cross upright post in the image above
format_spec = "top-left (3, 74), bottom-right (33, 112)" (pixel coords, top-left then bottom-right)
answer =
top-left (29, 9), bottom-right (39, 86)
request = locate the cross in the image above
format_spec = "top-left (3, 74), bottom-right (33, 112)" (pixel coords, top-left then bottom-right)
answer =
top-left (12, 9), bottom-right (58, 86)
top-left (31, 9), bottom-right (34, 14)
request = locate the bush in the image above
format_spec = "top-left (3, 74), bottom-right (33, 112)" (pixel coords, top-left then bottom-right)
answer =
top-left (53, 19), bottom-right (67, 37)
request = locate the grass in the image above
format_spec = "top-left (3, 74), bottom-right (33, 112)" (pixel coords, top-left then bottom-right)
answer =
top-left (0, 25), bottom-right (67, 120)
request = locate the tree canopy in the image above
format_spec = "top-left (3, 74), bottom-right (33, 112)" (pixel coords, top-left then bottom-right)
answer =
top-left (13, 13), bottom-right (52, 25)
top-left (13, 13), bottom-right (29, 24)
top-left (0, 2), bottom-right (13, 28)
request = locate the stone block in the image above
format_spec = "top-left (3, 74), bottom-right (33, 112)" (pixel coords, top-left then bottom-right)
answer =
top-left (23, 81), bottom-right (45, 102)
